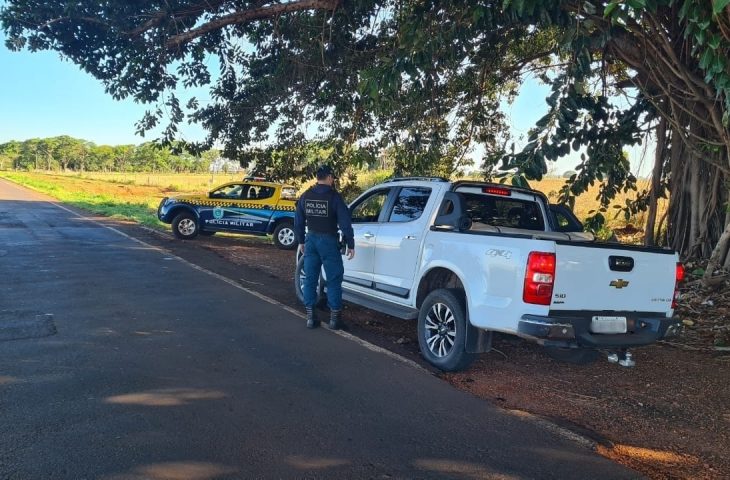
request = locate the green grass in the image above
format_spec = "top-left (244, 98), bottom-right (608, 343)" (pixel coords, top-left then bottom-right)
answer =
top-left (0, 172), bottom-right (163, 228)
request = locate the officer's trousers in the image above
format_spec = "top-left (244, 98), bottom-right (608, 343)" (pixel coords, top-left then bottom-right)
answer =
top-left (302, 232), bottom-right (344, 311)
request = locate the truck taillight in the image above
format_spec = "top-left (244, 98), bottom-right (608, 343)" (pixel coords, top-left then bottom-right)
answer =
top-left (672, 262), bottom-right (684, 309)
top-left (482, 186), bottom-right (511, 196)
top-left (523, 252), bottom-right (556, 305)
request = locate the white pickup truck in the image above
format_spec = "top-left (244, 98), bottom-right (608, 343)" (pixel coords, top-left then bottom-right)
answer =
top-left (295, 177), bottom-right (684, 371)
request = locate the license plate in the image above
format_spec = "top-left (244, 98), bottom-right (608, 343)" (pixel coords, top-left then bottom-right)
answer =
top-left (590, 316), bottom-right (627, 334)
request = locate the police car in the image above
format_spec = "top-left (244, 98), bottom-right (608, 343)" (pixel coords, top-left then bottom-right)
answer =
top-left (157, 178), bottom-right (298, 250)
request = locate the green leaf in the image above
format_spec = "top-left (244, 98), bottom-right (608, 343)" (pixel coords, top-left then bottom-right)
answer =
top-left (708, 34), bottom-right (722, 49)
top-left (626, 0), bottom-right (646, 9)
top-left (695, 28), bottom-right (706, 45)
top-left (604, 2), bottom-right (619, 17)
top-left (514, 0), bottom-right (525, 15)
top-left (700, 48), bottom-right (714, 70)
top-left (713, 0), bottom-right (730, 15)
top-left (471, 6), bottom-right (484, 23)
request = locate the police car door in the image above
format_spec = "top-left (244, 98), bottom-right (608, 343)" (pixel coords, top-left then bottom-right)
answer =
top-left (200, 183), bottom-right (246, 231)
top-left (344, 188), bottom-right (392, 289)
top-left (234, 183), bottom-right (277, 233)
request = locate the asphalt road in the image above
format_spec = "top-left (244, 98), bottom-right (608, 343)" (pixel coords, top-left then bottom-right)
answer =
top-left (0, 178), bottom-right (639, 480)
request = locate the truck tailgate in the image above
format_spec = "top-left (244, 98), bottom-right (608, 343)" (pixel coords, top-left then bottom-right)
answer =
top-left (551, 243), bottom-right (677, 313)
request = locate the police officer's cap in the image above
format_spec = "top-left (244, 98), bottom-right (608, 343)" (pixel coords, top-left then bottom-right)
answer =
top-left (316, 164), bottom-right (336, 180)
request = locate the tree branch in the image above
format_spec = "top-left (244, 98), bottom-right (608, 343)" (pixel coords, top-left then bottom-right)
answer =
top-left (164, 0), bottom-right (340, 50)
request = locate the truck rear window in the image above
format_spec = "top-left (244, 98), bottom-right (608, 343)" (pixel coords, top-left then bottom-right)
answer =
top-left (461, 192), bottom-right (545, 231)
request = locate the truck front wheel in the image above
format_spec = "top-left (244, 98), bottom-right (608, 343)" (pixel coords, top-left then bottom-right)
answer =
top-left (417, 289), bottom-right (476, 372)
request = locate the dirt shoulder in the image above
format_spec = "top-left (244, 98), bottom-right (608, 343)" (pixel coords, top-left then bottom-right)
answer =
top-left (106, 221), bottom-right (729, 480)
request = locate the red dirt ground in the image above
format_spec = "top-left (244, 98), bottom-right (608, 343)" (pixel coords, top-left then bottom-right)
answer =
top-left (141, 229), bottom-right (730, 479)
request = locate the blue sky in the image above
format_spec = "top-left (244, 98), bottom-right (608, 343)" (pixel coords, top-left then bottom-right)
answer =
top-left (0, 33), bottom-right (208, 145)
top-left (0, 30), bottom-right (652, 176)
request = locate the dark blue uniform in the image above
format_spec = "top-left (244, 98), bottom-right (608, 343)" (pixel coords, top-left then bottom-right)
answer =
top-left (294, 184), bottom-right (354, 311)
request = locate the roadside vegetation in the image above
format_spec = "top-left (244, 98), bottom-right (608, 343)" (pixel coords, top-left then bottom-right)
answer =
top-left (5, 1), bottom-right (729, 281)
top-left (0, 170), bottom-right (663, 240)
top-left (0, 171), bottom-right (167, 228)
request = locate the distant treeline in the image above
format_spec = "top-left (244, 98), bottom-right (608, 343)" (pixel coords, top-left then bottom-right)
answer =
top-left (0, 136), bottom-right (230, 173)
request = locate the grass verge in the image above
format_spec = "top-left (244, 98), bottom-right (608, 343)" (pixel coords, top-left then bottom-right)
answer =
top-left (0, 172), bottom-right (162, 228)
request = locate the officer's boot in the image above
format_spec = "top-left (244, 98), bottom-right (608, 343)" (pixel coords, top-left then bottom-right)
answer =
top-left (306, 307), bottom-right (319, 329)
top-left (329, 310), bottom-right (343, 330)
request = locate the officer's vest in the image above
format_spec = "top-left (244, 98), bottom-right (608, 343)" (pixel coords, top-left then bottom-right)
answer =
top-left (303, 187), bottom-right (338, 235)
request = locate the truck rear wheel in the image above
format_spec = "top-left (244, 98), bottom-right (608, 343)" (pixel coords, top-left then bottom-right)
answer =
top-left (294, 255), bottom-right (327, 308)
top-left (417, 289), bottom-right (476, 372)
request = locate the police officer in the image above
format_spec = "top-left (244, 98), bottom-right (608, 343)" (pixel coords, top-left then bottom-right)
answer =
top-left (294, 165), bottom-right (355, 330)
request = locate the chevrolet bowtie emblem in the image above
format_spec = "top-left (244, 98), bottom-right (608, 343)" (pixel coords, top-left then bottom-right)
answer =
top-left (610, 279), bottom-right (630, 289)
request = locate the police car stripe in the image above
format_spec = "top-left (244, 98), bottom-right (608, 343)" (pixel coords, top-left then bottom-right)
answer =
top-left (177, 200), bottom-right (295, 212)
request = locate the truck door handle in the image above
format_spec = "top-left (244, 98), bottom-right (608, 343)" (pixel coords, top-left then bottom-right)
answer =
top-left (363, 232), bottom-right (375, 239)
top-left (404, 235), bottom-right (417, 240)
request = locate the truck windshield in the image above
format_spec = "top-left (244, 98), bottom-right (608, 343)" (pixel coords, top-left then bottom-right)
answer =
top-left (461, 193), bottom-right (545, 231)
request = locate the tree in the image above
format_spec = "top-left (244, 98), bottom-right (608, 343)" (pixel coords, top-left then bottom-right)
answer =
top-left (0, 141), bottom-right (21, 170)
top-left (91, 144), bottom-right (116, 172)
top-left (3, 1), bottom-right (730, 276)
top-left (487, 1), bottom-right (730, 278)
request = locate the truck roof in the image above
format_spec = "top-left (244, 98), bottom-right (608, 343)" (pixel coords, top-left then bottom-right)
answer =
top-left (380, 177), bottom-right (545, 199)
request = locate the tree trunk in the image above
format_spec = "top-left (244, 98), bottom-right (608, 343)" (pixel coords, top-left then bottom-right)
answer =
top-left (645, 118), bottom-right (666, 246)
top-left (724, 210), bottom-right (730, 269)
top-left (704, 218), bottom-right (730, 283)
top-left (664, 117), bottom-right (729, 268)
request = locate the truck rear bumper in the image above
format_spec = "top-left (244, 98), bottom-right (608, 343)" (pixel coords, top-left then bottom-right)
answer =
top-left (518, 313), bottom-right (683, 348)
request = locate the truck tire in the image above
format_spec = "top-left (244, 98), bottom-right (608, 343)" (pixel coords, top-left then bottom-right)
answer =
top-left (417, 289), bottom-right (476, 372)
top-left (294, 255), bottom-right (327, 308)
top-left (544, 347), bottom-right (599, 365)
top-left (273, 220), bottom-right (297, 250)
top-left (171, 212), bottom-right (199, 240)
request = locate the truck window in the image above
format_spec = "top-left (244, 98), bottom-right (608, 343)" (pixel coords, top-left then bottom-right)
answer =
top-left (461, 193), bottom-right (545, 231)
top-left (351, 189), bottom-right (390, 223)
top-left (549, 204), bottom-right (584, 232)
top-left (388, 187), bottom-right (431, 222)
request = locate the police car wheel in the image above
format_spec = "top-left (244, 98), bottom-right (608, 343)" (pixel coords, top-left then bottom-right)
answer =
top-left (172, 212), bottom-right (199, 240)
top-left (273, 222), bottom-right (297, 250)
top-left (294, 255), bottom-right (327, 308)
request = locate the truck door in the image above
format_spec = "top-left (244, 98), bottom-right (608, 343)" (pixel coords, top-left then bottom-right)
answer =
top-left (372, 186), bottom-right (433, 298)
top-left (344, 188), bottom-right (392, 288)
